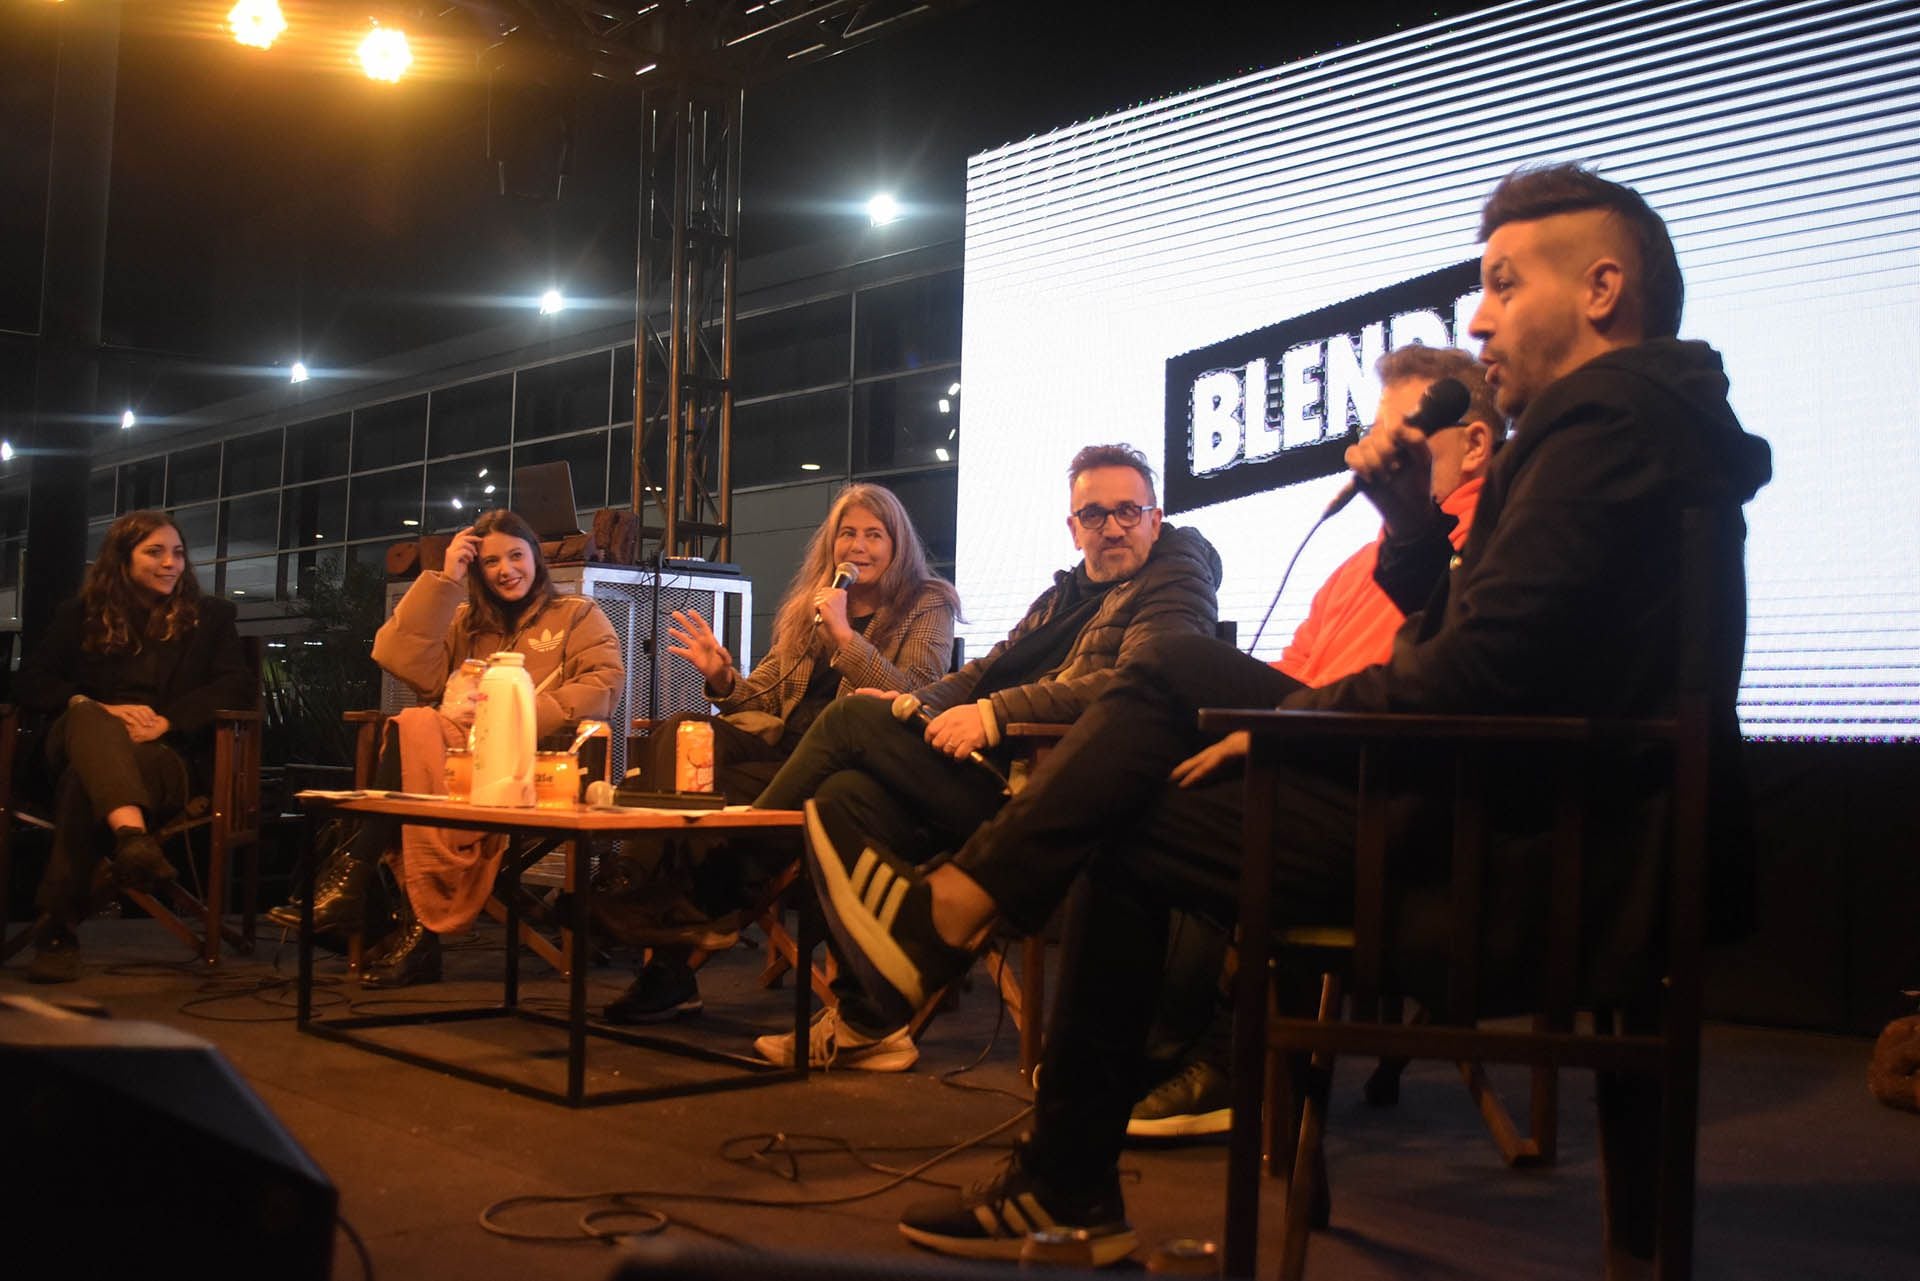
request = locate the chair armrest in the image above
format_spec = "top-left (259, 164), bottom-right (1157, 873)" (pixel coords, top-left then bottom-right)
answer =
top-left (1200, 707), bottom-right (1677, 745)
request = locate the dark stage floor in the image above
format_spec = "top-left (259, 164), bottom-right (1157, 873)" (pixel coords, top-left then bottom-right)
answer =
top-left (3, 917), bottom-right (1916, 1279)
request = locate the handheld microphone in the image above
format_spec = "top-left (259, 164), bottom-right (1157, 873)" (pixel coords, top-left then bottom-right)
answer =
top-left (814, 561), bottom-right (861, 624)
top-left (891, 693), bottom-right (1010, 793)
top-left (1322, 376), bottom-right (1472, 518)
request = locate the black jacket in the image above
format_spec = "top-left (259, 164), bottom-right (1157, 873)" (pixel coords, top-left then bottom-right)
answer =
top-left (1287, 339), bottom-right (1772, 993)
top-left (919, 523), bottom-right (1224, 726)
top-left (17, 595), bottom-right (255, 748)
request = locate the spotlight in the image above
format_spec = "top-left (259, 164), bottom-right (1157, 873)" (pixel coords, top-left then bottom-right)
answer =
top-left (0, 441), bottom-right (12, 462)
top-left (538, 289), bottom-right (565, 315)
top-left (358, 24), bottom-right (411, 83)
top-left (290, 361), bottom-right (309, 384)
top-left (227, 0), bottom-right (285, 49)
top-left (866, 193), bottom-right (898, 227)
top-left (121, 409), bottom-right (136, 430)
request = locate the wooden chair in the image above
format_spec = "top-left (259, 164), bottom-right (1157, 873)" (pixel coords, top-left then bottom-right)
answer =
top-left (0, 639), bottom-right (264, 968)
top-left (1209, 508), bottom-right (1732, 1280)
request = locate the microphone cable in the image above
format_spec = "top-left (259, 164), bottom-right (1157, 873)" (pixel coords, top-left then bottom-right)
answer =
top-left (1246, 507), bottom-right (1336, 655)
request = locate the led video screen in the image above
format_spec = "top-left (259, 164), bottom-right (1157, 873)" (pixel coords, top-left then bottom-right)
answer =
top-left (957, 0), bottom-right (1920, 739)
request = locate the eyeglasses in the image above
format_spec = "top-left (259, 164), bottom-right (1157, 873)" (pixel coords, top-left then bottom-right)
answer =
top-left (1072, 501), bottom-right (1156, 532)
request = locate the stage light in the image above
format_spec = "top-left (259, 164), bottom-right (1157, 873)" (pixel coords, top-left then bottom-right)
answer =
top-left (120, 409), bottom-right (136, 430)
top-left (538, 289), bottom-right (565, 315)
top-left (0, 442), bottom-right (12, 462)
top-left (358, 24), bottom-right (411, 83)
top-left (228, 1), bottom-right (286, 50)
top-left (866, 193), bottom-right (898, 227)
top-left (289, 361), bottom-right (309, 384)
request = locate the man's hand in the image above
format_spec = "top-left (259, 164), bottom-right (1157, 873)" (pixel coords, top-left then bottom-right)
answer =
top-left (1169, 731), bottom-right (1248, 788)
top-left (1344, 421), bottom-right (1437, 538)
top-left (443, 526), bottom-right (482, 582)
top-left (924, 703), bottom-right (990, 759)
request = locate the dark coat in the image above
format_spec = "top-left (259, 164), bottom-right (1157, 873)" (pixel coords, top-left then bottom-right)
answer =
top-left (919, 523), bottom-right (1224, 727)
top-left (1288, 339), bottom-right (1772, 1000)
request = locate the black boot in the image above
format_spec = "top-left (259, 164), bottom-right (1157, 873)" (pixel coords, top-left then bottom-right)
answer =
top-left (269, 848), bottom-right (376, 935)
top-left (361, 895), bottom-right (441, 988)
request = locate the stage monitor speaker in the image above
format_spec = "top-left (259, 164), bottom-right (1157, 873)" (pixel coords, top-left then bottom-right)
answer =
top-left (0, 996), bottom-right (338, 1277)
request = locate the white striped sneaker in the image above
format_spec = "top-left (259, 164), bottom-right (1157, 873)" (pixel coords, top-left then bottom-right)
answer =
top-left (897, 1145), bottom-right (1136, 1265)
top-left (751, 1006), bottom-right (919, 1071)
top-left (803, 799), bottom-right (975, 1011)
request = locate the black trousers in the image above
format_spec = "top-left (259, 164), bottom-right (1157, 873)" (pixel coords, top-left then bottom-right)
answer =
top-left (945, 632), bottom-right (1366, 1187)
top-left (757, 694), bottom-right (1009, 1033)
top-left (35, 701), bottom-right (192, 926)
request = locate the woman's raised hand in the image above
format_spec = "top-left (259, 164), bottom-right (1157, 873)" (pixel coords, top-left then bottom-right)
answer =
top-left (666, 609), bottom-right (733, 689)
top-left (443, 527), bottom-right (482, 583)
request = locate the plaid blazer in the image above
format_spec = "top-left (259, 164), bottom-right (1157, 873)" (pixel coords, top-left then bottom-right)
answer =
top-left (714, 580), bottom-right (957, 725)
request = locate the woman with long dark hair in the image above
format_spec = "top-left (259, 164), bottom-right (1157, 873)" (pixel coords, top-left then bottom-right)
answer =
top-left (280, 508), bottom-right (622, 987)
top-left (599, 482), bottom-right (960, 1026)
top-left (14, 510), bottom-right (254, 983)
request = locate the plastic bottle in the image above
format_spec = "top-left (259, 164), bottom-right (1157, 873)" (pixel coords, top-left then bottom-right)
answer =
top-left (469, 651), bottom-right (537, 806)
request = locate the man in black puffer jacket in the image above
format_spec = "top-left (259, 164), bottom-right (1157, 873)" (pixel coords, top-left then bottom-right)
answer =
top-left (749, 442), bottom-right (1223, 1070)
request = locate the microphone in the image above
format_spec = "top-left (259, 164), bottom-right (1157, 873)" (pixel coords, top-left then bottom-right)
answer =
top-left (891, 693), bottom-right (1010, 793)
top-left (1322, 376), bottom-right (1472, 518)
top-left (814, 561), bottom-right (861, 624)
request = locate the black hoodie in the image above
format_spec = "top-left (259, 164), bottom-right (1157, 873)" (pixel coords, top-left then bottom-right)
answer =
top-left (1288, 338), bottom-right (1771, 720)
top-left (1285, 338), bottom-right (1772, 967)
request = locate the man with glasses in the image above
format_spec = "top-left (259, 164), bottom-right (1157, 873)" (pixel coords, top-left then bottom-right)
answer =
top-left (747, 443), bottom-right (1223, 1070)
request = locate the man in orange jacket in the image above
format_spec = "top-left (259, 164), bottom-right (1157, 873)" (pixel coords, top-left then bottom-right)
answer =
top-left (1130, 343), bottom-right (1503, 1139)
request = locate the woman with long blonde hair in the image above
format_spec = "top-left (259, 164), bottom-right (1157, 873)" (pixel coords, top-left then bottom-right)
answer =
top-left (604, 482), bottom-right (959, 1023)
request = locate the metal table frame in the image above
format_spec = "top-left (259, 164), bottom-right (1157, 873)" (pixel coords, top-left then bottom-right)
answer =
top-left (294, 792), bottom-right (811, 1108)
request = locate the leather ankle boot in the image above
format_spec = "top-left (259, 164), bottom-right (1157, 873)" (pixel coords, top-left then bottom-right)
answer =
top-left (361, 895), bottom-right (441, 988)
top-left (300, 851), bottom-right (377, 935)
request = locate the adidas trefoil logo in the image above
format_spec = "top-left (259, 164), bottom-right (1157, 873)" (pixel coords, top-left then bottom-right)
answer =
top-left (526, 628), bottom-right (564, 653)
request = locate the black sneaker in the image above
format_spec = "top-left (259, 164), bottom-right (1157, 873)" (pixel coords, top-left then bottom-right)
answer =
top-left (803, 800), bottom-right (974, 1010)
top-left (898, 1144), bottom-right (1137, 1265)
top-left (604, 958), bottom-right (704, 1024)
top-left (1127, 1057), bottom-right (1233, 1139)
top-left (27, 925), bottom-right (81, 984)
top-left (109, 829), bottom-right (175, 893)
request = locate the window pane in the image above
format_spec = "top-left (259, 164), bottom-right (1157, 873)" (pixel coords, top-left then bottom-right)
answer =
top-left (286, 414), bottom-right (350, 483)
top-left (353, 396), bottom-right (427, 472)
top-left (514, 432), bottom-right (607, 515)
top-left (88, 470), bottom-right (115, 519)
top-left (430, 374), bottom-right (512, 457)
top-left (879, 468), bottom-right (958, 564)
top-left (118, 458), bottom-right (164, 512)
top-left (224, 429), bottom-right (282, 494)
top-left (0, 488), bottom-right (26, 542)
top-left (222, 555), bottom-right (277, 603)
top-left (348, 466), bottom-right (422, 543)
top-left (854, 273), bottom-right (961, 377)
top-left (171, 502), bottom-right (218, 571)
top-left (345, 541), bottom-right (391, 577)
top-left (516, 352), bottom-right (610, 441)
top-left (283, 547), bottom-right (345, 602)
top-left (281, 480), bottom-right (346, 549)
top-left (222, 492), bottom-right (279, 560)
top-left (168, 444), bottom-right (221, 507)
top-left (736, 296), bottom-right (851, 398)
top-left (87, 519), bottom-right (112, 562)
top-left (854, 369), bottom-right (962, 472)
top-left (0, 539), bottom-right (21, 592)
top-left (733, 388), bottom-right (847, 489)
top-left (425, 450), bottom-right (511, 533)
